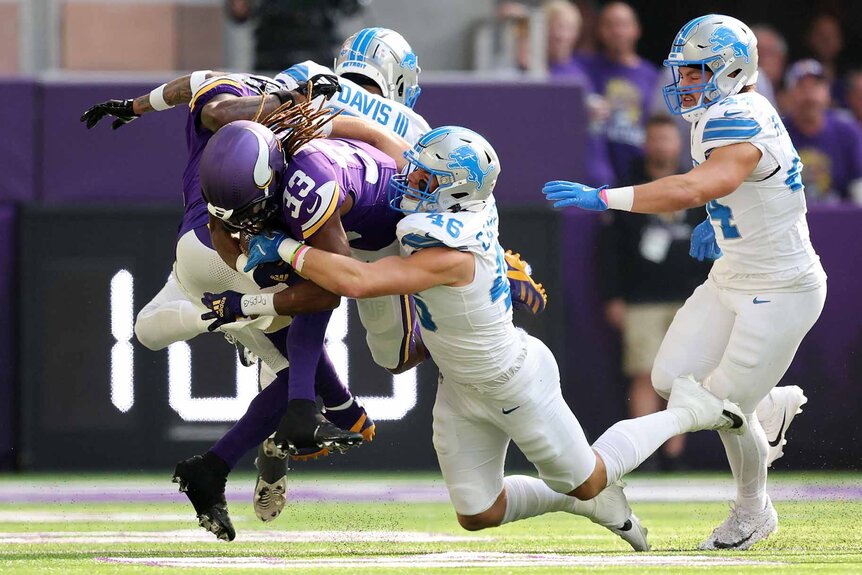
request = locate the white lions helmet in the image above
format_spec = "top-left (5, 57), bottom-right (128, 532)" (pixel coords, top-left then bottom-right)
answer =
top-left (389, 126), bottom-right (500, 213)
top-left (334, 27), bottom-right (421, 109)
top-left (663, 14), bottom-right (759, 122)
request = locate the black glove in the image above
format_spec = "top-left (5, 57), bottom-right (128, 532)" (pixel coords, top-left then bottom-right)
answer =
top-left (297, 74), bottom-right (342, 101)
top-left (251, 261), bottom-right (298, 288)
top-left (200, 290), bottom-right (247, 332)
top-left (80, 99), bottom-right (139, 130)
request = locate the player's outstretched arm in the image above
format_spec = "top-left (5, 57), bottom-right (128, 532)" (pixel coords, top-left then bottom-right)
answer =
top-left (281, 241), bottom-right (473, 299)
top-left (80, 70), bottom-right (225, 129)
top-left (543, 142), bottom-right (762, 214)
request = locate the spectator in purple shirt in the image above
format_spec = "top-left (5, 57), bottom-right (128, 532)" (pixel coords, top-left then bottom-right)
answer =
top-left (784, 59), bottom-right (862, 203)
top-left (805, 14), bottom-right (846, 105)
top-left (575, 1), bottom-right (658, 180)
top-left (543, 0), bottom-right (613, 185)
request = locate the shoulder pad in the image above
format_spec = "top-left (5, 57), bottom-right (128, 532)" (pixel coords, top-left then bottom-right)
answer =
top-left (396, 203), bottom-right (496, 256)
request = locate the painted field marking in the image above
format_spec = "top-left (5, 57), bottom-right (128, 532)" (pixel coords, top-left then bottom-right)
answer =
top-left (96, 552), bottom-right (784, 569)
top-left (0, 530), bottom-right (485, 545)
top-left (0, 511), bottom-right (229, 523)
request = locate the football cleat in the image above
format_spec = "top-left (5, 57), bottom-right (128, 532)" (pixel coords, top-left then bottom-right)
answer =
top-left (172, 453), bottom-right (236, 541)
top-left (223, 332), bottom-right (257, 367)
top-left (668, 375), bottom-right (747, 435)
top-left (273, 399), bottom-right (364, 458)
top-left (589, 481), bottom-right (650, 552)
top-left (253, 441), bottom-right (288, 522)
top-left (756, 386), bottom-right (807, 467)
top-left (505, 250), bottom-right (548, 314)
top-left (699, 496), bottom-right (778, 550)
top-left (291, 398), bottom-right (376, 462)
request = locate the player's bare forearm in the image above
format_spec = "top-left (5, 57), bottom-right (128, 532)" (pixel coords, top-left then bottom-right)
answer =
top-left (631, 143), bottom-right (762, 213)
top-left (202, 94), bottom-right (287, 131)
top-left (132, 71), bottom-right (227, 115)
top-left (272, 280), bottom-right (341, 314)
top-left (297, 247), bottom-right (472, 299)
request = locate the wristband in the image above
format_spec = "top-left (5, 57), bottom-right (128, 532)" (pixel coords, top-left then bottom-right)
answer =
top-left (276, 237), bottom-right (311, 273)
top-left (190, 70), bottom-right (212, 95)
top-left (149, 83), bottom-right (173, 111)
top-left (600, 186), bottom-right (635, 211)
top-left (240, 293), bottom-right (277, 316)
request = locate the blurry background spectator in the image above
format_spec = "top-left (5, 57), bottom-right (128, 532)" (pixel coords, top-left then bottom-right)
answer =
top-left (751, 24), bottom-right (787, 111)
top-left (598, 116), bottom-right (712, 471)
top-left (805, 13), bottom-right (846, 105)
top-left (228, 0), bottom-right (366, 71)
top-left (576, 2), bottom-right (658, 180)
top-left (783, 60), bottom-right (862, 203)
top-left (844, 70), bottom-right (862, 125)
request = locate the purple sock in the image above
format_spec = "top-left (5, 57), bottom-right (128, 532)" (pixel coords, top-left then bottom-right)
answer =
top-left (286, 311), bottom-right (331, 402)
top-left (210, 366), bottom-right (290, 469)
top-left (316, 348), bottom-right (352, 408)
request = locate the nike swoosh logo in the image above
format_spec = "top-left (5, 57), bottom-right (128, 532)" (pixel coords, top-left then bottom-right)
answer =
top-left (501, 406), bottom-right (521, 415)
top-left (724, 110), bottom-right (743, 117)
top-left (722, 409), bottom-right (745, 430)
top-left (752, 297), bottom-right (771, 304)
top-left (714, 530), bottom-right (756, 549)
top-left (306, 194), bottom-right (322, 214)
top-left (767, 412), bottom-right (786, 447)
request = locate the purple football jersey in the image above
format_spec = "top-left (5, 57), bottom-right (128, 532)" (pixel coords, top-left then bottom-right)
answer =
top-left (278, 138), bottom-right (401, 251)
top-left (575, 53), bottom-right (660, 180)
top-left (180, 75), bottom-right (278, 238)
top-left (785, 109), bottom-right (862, 201)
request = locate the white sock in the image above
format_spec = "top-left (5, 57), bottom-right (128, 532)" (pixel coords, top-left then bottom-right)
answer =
top-left (592, 410), bottom-right (685, 487)
top-left (500, 475), bottom-right (596, 525)
top-left (719, 413), bottom-right (769, 513)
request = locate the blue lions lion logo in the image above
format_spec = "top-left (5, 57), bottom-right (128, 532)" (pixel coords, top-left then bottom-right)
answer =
top-left (447, 145), bottom-right (493, 191)
top-left (709, 26), bottom-right (751, 63)
top-left (401, 52), bottom-right (418, 70)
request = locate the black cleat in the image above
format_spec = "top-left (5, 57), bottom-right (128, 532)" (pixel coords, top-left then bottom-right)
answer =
top-left (172, 453), bottom-right (236, 541)
top-left (253, 440), bottom-right (288, 522)
top-left (274, 399), bottom-right (364, 457)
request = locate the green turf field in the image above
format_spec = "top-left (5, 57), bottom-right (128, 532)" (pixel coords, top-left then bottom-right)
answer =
top-left (0, 472), bottom-right (860, 574)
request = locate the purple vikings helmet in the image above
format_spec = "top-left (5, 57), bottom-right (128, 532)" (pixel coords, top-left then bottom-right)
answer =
top-left (200, 120), bottom-right (286, 233)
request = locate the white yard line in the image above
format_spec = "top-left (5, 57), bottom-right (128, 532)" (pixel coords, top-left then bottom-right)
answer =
top-left (0, 530), bottom-right (485, 544)
top-left (96, 552), bottom-right (783, 569)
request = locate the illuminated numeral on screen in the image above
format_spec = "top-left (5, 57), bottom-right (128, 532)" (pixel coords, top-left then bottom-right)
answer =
top-left (167, 342), bottom-right (259, 422)
top-left (110, 270), bottom-right (135, 412)
top-left (325, 300), bottom-right (417, 421)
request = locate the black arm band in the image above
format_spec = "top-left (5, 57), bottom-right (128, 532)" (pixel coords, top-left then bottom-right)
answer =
top-left (273, 90), bottom-right (297, 105)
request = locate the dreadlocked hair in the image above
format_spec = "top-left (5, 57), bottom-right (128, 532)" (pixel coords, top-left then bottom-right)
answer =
top-left (253, 80), bottom-right (342, 158)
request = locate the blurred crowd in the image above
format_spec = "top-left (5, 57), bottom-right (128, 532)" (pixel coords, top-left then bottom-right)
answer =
top-left (500, 0), bottom-right (862, 205)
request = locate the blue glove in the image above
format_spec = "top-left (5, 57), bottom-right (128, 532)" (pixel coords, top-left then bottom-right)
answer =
top-left (542, 181), bottom-right (609, 211)
top-left (244, 230), bottom-right (288, 272)
top-left (201, 290), bottom-right (246, 332)
top-left (689, 218), bottom-right (723, 261)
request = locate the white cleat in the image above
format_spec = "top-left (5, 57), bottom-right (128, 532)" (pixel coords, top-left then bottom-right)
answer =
top-left (252, 442), bottom-right (288, 522)
top-left (756, 386), bottom-right (808, 467)
top-left (699, 496), bottom-right (778, 550)
top-left (589, 482), bottom-right (650, 552)
top-left (668, 375), bottom-right (747, 435)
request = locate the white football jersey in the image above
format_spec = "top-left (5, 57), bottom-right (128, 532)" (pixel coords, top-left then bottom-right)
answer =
top-left (690, 92), bottom-right (826, 292)
top-left (395, 199), bottom-right (525, 386)
top-left (275, 61), bottom-right (431, 145)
